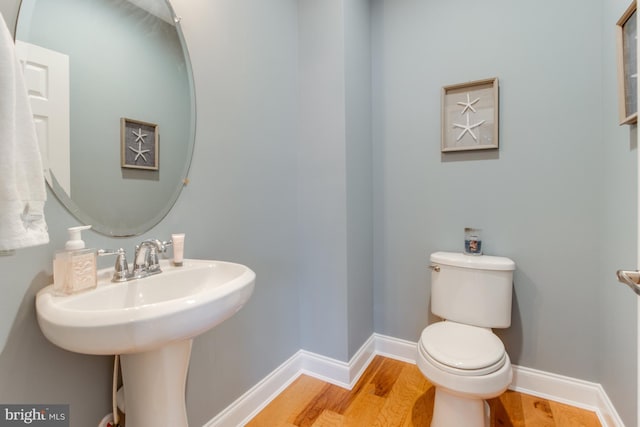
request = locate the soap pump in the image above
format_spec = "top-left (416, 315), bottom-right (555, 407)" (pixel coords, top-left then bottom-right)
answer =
top-left (53, 225), bottom-right (98, 295)
top-left (65, 225), bottom-right (91, 250)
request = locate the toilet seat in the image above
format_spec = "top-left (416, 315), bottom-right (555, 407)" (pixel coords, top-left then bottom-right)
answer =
top-left (419, 322), bottom-right (506, 376)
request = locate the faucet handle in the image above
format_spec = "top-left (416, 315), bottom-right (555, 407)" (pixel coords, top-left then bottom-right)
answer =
top-left (98, 248), bottom-right (130, 282)
top-left (149, 239), bottom-right (172, 254)
top-left (161, 239), bottom-right (173, 252)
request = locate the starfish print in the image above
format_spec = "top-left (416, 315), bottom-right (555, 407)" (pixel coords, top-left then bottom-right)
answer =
top-left (132, 128), bottom-right (148, 144)
top-left (456, 93), bottom-right (480, 115)
top-left (453, 113), bottom-right (485, 142)
top-left (129, 143), bottom-right (151, 162)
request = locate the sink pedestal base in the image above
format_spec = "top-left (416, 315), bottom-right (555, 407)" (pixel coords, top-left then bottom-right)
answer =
top-left (120, 339), bottom-right (193, 427)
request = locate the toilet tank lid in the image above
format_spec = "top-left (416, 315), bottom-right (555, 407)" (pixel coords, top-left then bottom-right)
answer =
top-left (430, 251), bottom-right (515, 271)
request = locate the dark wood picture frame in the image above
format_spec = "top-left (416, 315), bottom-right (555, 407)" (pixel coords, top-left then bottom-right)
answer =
top-left (121, 118), bottom-right (159, 170)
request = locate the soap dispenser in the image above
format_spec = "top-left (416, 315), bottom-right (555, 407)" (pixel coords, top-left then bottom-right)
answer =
top-left (53, 225), bottom-right (98, 295)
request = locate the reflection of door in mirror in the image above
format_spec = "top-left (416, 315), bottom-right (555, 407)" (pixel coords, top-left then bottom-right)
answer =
top-left (15, 40), bottom-right (70, 196)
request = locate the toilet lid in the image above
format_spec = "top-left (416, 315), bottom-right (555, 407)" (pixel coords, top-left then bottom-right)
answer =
top-left (420, 322), bottom-right (506, 375)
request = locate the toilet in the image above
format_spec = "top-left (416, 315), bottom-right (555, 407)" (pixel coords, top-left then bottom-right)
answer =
top-left (417, 251), bottom-right (516, 427)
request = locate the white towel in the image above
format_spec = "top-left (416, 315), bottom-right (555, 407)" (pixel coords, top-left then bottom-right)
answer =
top-left (0, 12), bottom-right (49, 251)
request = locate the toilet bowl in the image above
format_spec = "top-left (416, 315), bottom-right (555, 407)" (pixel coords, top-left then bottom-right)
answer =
top-left (417, 321), bottom-right (512, 427)
top-left (418, 252), bottom-right (516, 427)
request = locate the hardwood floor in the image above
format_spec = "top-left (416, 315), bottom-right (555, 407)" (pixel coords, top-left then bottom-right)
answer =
top-left (246, 355), bottom-right (602, 427)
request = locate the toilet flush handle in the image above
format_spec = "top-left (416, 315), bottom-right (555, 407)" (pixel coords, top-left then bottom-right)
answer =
top-left (428, 264), bottom-right (440, 272)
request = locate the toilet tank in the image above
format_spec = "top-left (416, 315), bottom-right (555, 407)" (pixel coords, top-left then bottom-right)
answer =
top-left (430, 251), bottom-right (515, 328)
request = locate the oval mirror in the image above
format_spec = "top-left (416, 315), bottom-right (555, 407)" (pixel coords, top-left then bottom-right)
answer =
top-left (15, 0), bottom-right (195, 236)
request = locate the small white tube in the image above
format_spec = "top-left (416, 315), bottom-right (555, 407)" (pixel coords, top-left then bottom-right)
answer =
top-left (171, 233), bottom-right (185, 266)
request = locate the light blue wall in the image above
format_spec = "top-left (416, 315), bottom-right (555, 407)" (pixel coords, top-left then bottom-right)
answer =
top-left (600, 0), bottom-right (638, 424)
top-left (297, 0), bottom-right (349, 361)
top-left (371, 0), bottom-right (636, 425)
top-left (373, 0), bottom-right (600, 373)
top-left (171, 1), bottom-right (301, 423)
top-left (345, 0), bottom-right (374, 360)
top-left (0, 0), bottom-right (636, 426)
top-left (297, 0), bottom-right (374, 362)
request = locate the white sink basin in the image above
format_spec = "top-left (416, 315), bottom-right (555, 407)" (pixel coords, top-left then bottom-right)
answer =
top-left (36, 257), bottom-right (255, 426)
top-left (36, 259), bottom-right (256, 355)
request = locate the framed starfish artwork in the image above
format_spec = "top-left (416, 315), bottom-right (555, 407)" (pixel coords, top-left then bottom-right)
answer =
top-left (616, 1), bottom-right (637, 125)
top-left (441, 78), bottom-right (498, 152)
top-left (121, 118), bottom-right (159, 170)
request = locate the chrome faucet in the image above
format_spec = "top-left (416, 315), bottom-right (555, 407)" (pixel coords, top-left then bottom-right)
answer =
top-left (132, 239), bottom-right (171, 278)
top-left (99, 238), bottom-right (172, 282)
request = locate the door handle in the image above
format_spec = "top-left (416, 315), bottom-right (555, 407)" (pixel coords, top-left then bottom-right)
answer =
top-left (616, 270), bottom-right (640, 296)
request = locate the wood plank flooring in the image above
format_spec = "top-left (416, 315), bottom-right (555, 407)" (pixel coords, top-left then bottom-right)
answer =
top-left (246, 355), bottom-right (601, 427)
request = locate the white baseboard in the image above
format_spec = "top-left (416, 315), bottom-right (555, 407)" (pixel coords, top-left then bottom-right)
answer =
top-left (204, 334), bottom-right (624, 427)
top-left (510, 364), bottom-right (625, 427)
top-left (204, 351), bottom-right (303, 427)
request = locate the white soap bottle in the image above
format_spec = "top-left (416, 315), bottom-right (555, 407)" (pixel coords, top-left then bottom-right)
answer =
top-left (53, 225), bottom-right (98, 295)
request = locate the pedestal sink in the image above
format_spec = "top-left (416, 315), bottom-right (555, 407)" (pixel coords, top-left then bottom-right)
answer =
top-left (36, 259), bottom-right (255, 426)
